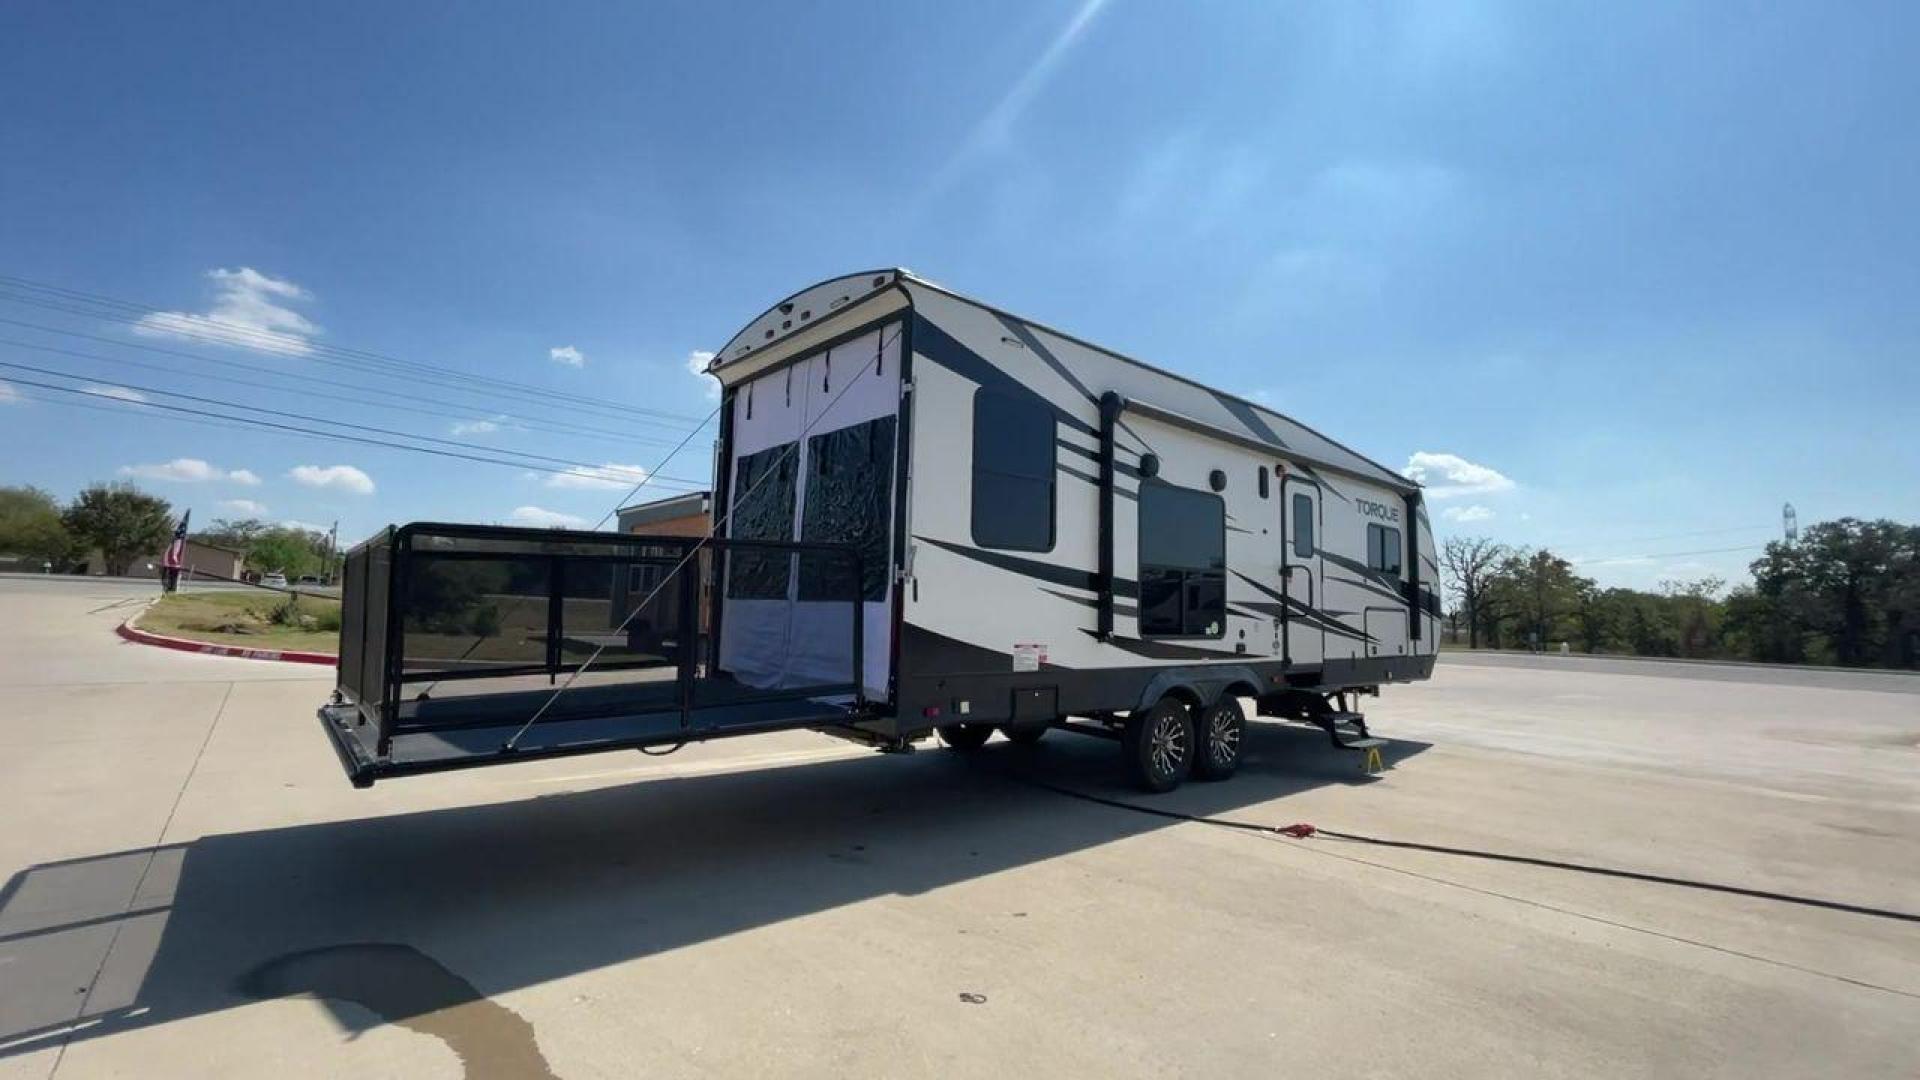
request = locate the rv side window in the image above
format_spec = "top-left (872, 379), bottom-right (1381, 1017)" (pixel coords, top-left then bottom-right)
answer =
top-left (971, 389), bottom-right (1056, 552)
top-left (1291, 493), bottom-right (1314, 558)
top-left (1138, 482), bottom-right (1226, 638)
top-left (1367, 523), bottom-right (1403, 576)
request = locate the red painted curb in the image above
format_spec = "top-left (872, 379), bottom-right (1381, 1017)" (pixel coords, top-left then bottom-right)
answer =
top-left (117, 617), bottom-right (337, 666)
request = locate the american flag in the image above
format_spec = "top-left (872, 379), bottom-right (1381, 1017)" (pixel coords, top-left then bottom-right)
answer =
top-left (162, 509), bottom-right (190, 570)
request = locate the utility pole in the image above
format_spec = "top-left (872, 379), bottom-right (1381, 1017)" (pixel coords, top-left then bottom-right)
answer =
top-left (1783, 502), bottom-right (1798, 544)
top-left (327, 520), bottom-right (339, 584)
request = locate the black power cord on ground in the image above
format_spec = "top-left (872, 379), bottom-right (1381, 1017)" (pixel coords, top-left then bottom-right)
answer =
top-left (1013, 776), bottom-right (1920, 926)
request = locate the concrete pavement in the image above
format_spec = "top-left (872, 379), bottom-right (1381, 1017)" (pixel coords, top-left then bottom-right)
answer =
top-left (1, 577), bottom-right (1916, 1078)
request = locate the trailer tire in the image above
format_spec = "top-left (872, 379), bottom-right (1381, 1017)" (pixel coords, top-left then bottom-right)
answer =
top-left (1123, 698), bottom-right (1193, 793)
top-left (1192, 697), bottom-right (1246, 781)
top-left (1001, 722), bottom-right (1048, 746)
top-left (938, 724), bottom-right (992, 752)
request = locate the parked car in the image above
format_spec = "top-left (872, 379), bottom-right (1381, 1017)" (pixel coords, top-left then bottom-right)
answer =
top-left (261, 572), bottom-right (289, 589)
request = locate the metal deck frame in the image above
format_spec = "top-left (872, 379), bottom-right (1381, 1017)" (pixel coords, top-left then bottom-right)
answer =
top-left (323, 522), bottom-right (866, 786)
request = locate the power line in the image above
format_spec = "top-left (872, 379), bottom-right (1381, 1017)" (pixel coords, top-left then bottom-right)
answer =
top-left (0, 275), bottom-right (711, 427)
top-left (0, 275), bottom-right (709, 424)
top-left (0, 314), bottom-right (706, 440)
top-left (0, 333), bottom-right (692, 450)
top-left (1573, 543), bottom-right (1769, 568)
top-left (1570, 524), bottom-right (1774, 547)
top-left (3, 376), bottom-right (708, 490)
top-left (0, 289), bottom-right (707, 430)
top-left (0, 358), bottom-right (711, 486)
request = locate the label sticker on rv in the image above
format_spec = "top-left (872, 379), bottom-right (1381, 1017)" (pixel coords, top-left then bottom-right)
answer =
top-left (1012, 642), bottom-right (1048, 672)
top-left (1357, 499), bottom-right (1401, 522)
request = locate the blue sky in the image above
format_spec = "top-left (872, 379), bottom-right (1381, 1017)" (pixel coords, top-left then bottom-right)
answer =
top-left (1, 1), bottom-right (1914, 589)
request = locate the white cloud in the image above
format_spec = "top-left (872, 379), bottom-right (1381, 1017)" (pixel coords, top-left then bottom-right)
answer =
top-left (288, 464), bottom-right (375, 494)
top-left (510, 505), bottom-right (588, 529)
top-left (280, 519), bottom-right (329, 534)
top-left (550, 345), bottom-right (586, 368)
top-left (218, 499), bottom-right (269, 516)
top-left (546, 462), bottom-right (648, 491)
top-left (118, 457), bottom-right (260, 484)
top-left (685, 349), bottom-right (717, 398)
top-left (133, 267), bottom-right (320, 357)
top-left (1442, 504), bottom-right (1494, 523)
top-left (1403, 451), bottom-right (1515, 499)
top-left (451, 418), bottom-right (500, 436)
top-left (0, 381), bottom-right (18, 404)
top-left (83, 384), bottom-right (149, 405)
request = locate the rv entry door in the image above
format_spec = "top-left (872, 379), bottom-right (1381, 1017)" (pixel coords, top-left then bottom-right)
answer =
top-left (1281, 475), bottom-right (1323, 668)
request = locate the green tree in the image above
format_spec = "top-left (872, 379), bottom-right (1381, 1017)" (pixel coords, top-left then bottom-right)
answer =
top-left (1572, 584), bottom-right (1631, 654)
top-left (0, 485), bottom-right (80, 568)
top-left (192, 518), bottom-right (334, 580)
top-left (1746, 519), bottom-right (1920, 667)
top-left (1722, 584), bottom-right (1809, 664)
top-left (1659, 577), bottom-right (1726, 658)
top-left (246, 526), bottom-right (328, 579)
top-left (192, 517), bottom-right (272, 551)
top-left (1483, 548), bottom-right (1591, 650)
top-left (1440, 535), bottom-right (1509, 649)
top-left (63, 483), bottom-right (174, 576)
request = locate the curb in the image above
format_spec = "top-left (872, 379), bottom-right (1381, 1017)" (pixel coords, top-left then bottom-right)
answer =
top-left (1440, 648), bottom-right (1920, 679)
top-left (116, 617), bottom-right (337, 666)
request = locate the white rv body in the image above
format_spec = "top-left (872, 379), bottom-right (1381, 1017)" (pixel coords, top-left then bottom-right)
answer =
top-left (707, 270), bottom-right (1438, 737)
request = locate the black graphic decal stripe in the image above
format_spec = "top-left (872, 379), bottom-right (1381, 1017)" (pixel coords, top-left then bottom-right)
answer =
top-left (1058, 438), bottom-right (1141, 480)
top-left (1041, 587), bottom-right (1137, 618)
top-left (1235, 600), bottom-right (1376, 645)
top-left (912, 314), bottom-right (1099, 439)
top-left (902, 623), bottom-right (1077, 673)
top-left (1294, 464), bottom-right (1349, 503)
top-left (1320, 550), bottom-right (1403, 596)
top-left (1059, 462), bottom-right (1137, 500)
top-left (1216, 392), bottom-right (1288, 449)
top-left (920, 536), bottom-right (1138, 599)
top-left (992, 323), bottom-right (1157, 454)
top-left (1327, 572), bottom-right (1406, 607)
top-left (1229, 571), bottom-right (1377, 642)
top-left (1077, 629), bottom-right (1234, 661)
top-left (999, 315), bottom-right (1099, 406)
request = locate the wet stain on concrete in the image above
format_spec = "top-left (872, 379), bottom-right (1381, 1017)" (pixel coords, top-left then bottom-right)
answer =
top-left (239, 943), bottom-right (557, 1080)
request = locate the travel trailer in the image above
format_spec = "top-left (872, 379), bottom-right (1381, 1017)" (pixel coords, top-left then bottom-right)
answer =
top-left (320, 270), bottom-right (1438, 792)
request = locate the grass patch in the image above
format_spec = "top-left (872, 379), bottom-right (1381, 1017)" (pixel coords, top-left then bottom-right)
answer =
top-left (136, 588), bottom-right (341, 654)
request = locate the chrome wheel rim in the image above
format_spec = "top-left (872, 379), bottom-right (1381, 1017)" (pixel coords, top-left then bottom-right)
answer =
top-left (1149, 712), bottom-right (1188, 778)
top-left (1208, 711), bottom-right (1240, 766)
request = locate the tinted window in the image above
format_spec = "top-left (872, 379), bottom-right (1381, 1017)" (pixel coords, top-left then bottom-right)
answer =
top-left (799, 415), bottom-right (896, 602)
top-left (1138, 482), bottom-right (1226, 637)
top-left (1291, 492), bottom-right (1314, 558)
top-left (1367, 523), bottom-right (1403, 576)
top-left (972, 389), bottom-right (1055, 551)
top-left (727, 443), bottom-right (797, 599)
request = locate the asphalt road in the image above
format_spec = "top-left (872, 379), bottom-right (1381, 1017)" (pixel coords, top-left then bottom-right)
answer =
top-left (1, 576), bottom-right (1915, 1078)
